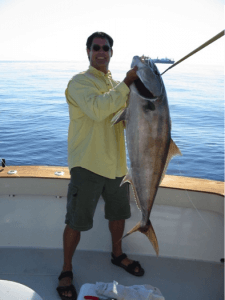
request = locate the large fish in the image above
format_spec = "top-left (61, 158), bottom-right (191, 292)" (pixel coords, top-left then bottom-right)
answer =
top-left (112, 56), bottom-right (181, 255)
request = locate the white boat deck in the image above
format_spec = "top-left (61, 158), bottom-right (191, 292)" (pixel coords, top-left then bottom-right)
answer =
top-left (0, 197), bottom-right (224, 300)
top-left (0, 167), bottom-right (224, 299)
top-left (0, 247), bottom-right (223, 300)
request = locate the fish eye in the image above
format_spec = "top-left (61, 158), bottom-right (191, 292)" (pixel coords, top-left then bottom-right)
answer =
top-left (143, 101), bottom-right (155, 112)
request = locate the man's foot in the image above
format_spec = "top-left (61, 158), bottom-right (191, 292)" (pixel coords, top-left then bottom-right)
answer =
top-left (111, 253), bottom-right (144, 276)
top-left (57, 268), bottom-right (77, 299)
top-left (58, 273), bottom-right (72, 298)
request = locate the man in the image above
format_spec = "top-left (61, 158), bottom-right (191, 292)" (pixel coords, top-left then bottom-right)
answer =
top-left (57, 32), bottom-right (144, 300)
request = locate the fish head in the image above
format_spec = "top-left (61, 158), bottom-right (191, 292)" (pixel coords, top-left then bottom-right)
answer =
top-left (131, 55), bottom-right (164, 99)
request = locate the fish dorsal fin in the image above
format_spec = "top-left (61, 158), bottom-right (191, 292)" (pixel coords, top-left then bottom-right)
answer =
top-left (160, 139), bottom-right (182, 184)
top-left (111, 108), bottom-right (127, 125)
top-left (120, 169), bottom-right (142, 211)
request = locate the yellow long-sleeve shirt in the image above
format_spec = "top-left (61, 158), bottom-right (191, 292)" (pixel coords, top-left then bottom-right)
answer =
top-left (65, 66), bottom-right (130, 179)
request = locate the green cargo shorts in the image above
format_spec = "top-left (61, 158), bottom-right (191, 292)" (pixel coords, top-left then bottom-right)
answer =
top-left (65, 167), bottom-right (131, 231)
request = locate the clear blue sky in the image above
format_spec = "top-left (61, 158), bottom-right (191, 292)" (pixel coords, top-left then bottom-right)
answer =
top-left (0, 0), bottom-right (224, 65)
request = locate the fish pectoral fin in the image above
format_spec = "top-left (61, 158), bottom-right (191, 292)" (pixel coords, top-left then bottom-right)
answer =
top-left (123, 220), bottom-right (159, 256)
top-left (111, 108), bottom-right (127, 125)
top-left (159, 138), bottom-right (182, 184)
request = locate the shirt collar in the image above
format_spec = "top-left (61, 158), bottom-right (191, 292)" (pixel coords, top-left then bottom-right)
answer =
top-left (89, 66), bottom-right (112, 79)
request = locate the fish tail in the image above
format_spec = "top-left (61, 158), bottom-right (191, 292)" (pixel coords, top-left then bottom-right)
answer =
top-left (123, 220), bottom-right (159, 256)
top-left (140, 220), bottom-right (159, 256)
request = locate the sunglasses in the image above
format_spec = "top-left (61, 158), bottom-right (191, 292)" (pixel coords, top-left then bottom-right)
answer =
top-left (92, 44), bottom-right (111, 52)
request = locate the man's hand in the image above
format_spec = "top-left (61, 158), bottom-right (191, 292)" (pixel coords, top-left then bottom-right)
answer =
top-left (123, 66), bottom-right (139, 87)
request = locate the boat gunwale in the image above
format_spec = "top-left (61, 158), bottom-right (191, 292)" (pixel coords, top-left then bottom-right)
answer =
top-left (0, 165), bottom-right (224, 196)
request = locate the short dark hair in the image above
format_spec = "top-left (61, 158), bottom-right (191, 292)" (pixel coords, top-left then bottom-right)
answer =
top-left (86, 32), bottom-right (113, 50)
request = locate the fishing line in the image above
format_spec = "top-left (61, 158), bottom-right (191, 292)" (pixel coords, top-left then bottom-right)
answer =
top-left (161, 30), bottom-right (224, 75)
top-left (175, 158), bottom-right (213, 233)
top-left (159, 31), bottom-right (225, 231)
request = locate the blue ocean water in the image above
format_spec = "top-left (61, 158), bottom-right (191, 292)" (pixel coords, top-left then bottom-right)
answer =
top-left (0, 61), bottom-right (224, 181)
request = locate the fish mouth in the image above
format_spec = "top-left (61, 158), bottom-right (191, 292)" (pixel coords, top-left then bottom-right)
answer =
top-left (134, 78), bottom-right (155, 99)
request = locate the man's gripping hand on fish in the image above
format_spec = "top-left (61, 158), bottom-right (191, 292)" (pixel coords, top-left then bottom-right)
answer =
top-left (123, 66), bottom-right (139, 87)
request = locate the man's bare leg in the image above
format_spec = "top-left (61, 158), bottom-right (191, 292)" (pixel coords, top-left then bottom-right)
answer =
top-left (58, 224), bottom-right (80, 298)
top-left (109, 219), bottom-right (139, 273)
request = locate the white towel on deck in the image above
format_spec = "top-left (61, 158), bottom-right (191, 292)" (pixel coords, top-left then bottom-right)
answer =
top-left (95, 281), bottom-right (165, 300)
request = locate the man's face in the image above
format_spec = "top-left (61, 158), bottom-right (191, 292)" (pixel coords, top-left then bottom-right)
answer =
top-left (87, 37), bottom-right (113, 72)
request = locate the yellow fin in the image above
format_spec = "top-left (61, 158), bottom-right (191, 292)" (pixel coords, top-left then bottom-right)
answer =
top-left (160, 139), bottom-right (182, 184)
